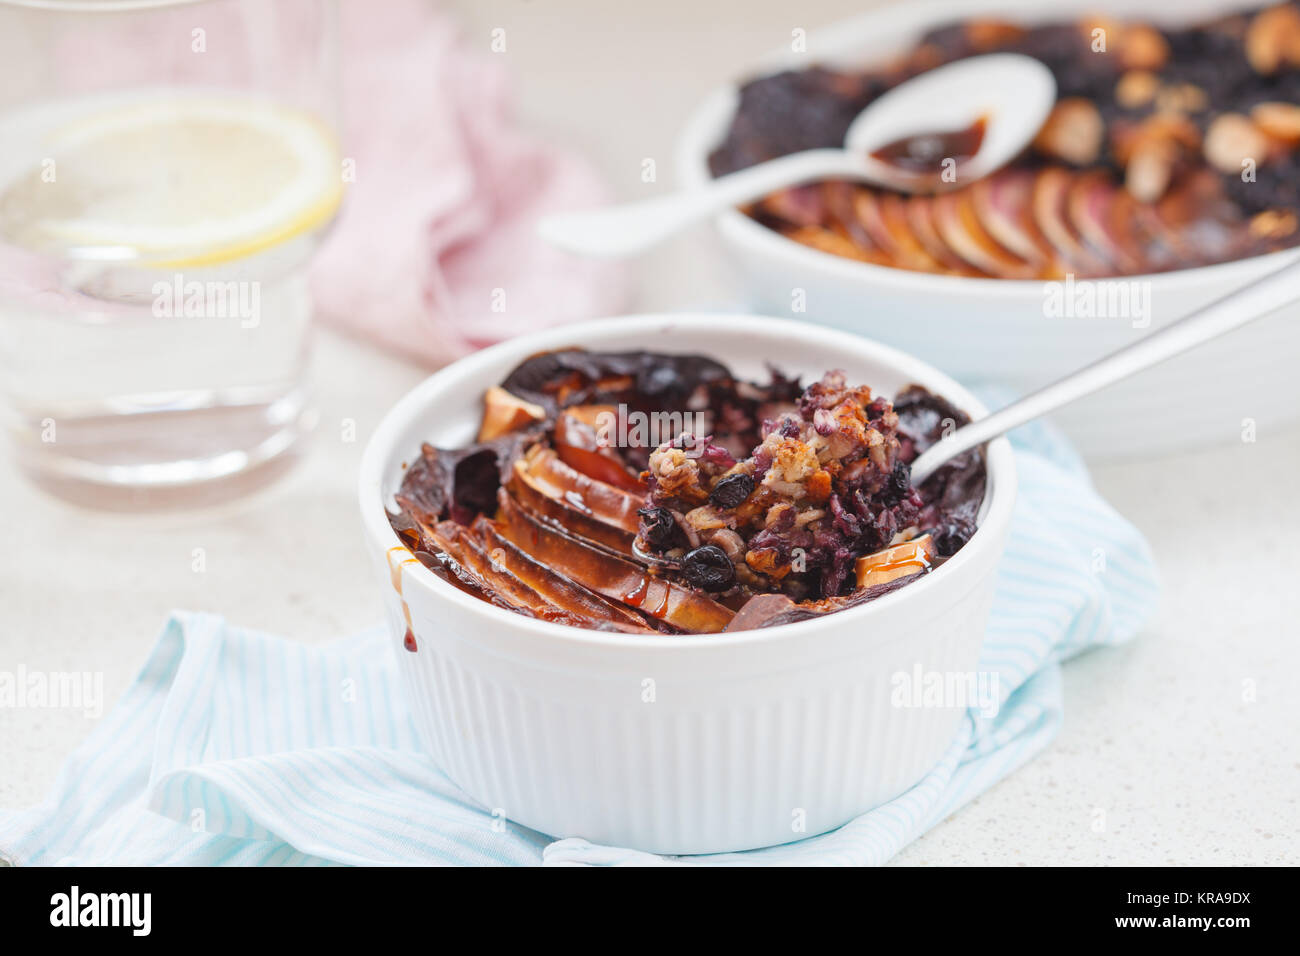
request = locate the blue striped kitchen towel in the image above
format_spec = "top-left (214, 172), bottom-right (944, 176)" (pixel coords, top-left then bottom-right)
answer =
top-left (0, 422), bottom-right (1159, 866)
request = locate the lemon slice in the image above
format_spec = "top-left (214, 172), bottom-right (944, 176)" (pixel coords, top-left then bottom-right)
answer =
top-left (0, 95), bottom-right (342, 267)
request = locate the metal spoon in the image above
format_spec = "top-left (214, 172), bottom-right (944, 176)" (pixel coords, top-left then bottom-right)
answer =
top-left (536, 54), bottom-right (1057, 259)
top-left (909, 253), bottom-right (1300, 484)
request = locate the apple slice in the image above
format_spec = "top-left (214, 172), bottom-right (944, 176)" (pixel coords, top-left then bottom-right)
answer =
top-left (416, 518), bottom-right (565, 620)
top-left (971, 170), bottom-right (1056, 270)
top-left (508, 458), bottom-right (636, 554)
top-left (554, 405), bottom-right (647, 493)
top-left (783, 225), bottom-right (892, 266)
top-left (1066, 170), bottom-right (1145, 275)
top-left (472, 517), bottom-right (658, 633)
top-left (854, 534), bottom-right (935, 589)
top-left (904, 196), bottom-right (983, 275)
top-left (753, 184), bottom-right (826, 228)
top-left (522, 445), bottom-right (643, 536)
top-left (1031, 167), bottom-right (1108, 277)
top-left (855, 188), bottom-right (962, 272)
top-left (421, 516), bottom-right (654, 631)
top-left (932, 190), bottom-right (1038, 278)
top-left (849, 189), bottom-right (900, 257)
top-left (822, 180), bottom-right (880, 254)
top-left (430, 520), bottom-right (552, 611)
top-left (874, 192), bottom-right (946, 272)
top-left (496, 489), bottom-right (735, 633)
top-left (477, 386), bottom-right (546, 442)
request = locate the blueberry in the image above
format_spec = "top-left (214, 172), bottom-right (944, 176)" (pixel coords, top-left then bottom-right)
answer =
top-left (636, 363), bottom-right (688, 404)
top-left (638, 507), bottom-right (678, 551)
top-left (933, 518), bottom-right (975, 557)
top-left (885, 460), bottom-right (912, 502)
top-left (682, 545), bottom-right (736, 592)
top-left (709, 473), bottom-right (755, 510)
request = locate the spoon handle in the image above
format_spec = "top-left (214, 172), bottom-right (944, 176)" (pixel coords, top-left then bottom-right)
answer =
top-left (910, 252), bottom-right (1300, 484)
top-left (536, 149), bottom-right (861, 258)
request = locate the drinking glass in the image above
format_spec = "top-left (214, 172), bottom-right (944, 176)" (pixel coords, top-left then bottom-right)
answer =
top-left (0, 0), bottom-right (340, 506)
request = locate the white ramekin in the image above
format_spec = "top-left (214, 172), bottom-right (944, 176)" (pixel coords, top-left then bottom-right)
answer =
top-left (675, 0), bottom-right (1300, 458)
top-left (359, 314), bottom-right (1016, 854)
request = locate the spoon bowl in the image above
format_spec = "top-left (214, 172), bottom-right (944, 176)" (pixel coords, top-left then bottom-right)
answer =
top-left (537, 53), bottom-right (1057, 258)
top-left (843, 53), bottom-right (1057, 188)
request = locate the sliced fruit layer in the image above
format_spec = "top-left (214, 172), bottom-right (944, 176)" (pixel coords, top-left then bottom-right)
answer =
top-left (473, 518), bottom-right (656, 632)
top-left (854, 534), bottom-right (935, 590)
top-left (761, 165), bottom-right (1268, 279)
top-left (553, 405), bottom-right (646, 492)
top-left (521, 445), bottom-right (644, 536)
top-left (496, 489), bottom-right (735, 633)
top-left (507, 459), bottom-right (635, 553)
top-left (405, 511), bottom-right (656, 633)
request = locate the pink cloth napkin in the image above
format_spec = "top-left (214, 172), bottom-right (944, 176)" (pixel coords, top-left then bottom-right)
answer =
top-left (312, 1), bottom-right (628, 366)
top-left (22, 0), bottom-right (625, 365)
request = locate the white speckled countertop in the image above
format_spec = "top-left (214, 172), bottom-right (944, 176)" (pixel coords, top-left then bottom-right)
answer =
top-left (2, 0), bottom-right (1298, 865)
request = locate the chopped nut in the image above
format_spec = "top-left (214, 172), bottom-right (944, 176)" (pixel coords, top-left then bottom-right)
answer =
top-left (1251, 101), bottom-right (1300, 144)
top-left (684, 505), bottom-right (730, 533)
top-left (793, 508), bottom-right (825, 528)
top-left (1121, 25), bottom-right (1171, 70)
top-left (1116, 70), bottom-right (1160, 109)
top-left (762, 435), bottom-right (819, 488)
top-left (745, 546), bottom-right (789, 580)
top-left (706, 528), bottom-right (746, 563)
top-left (1112, 114), bottom-right (1202, 162)
top-left (1250, 209), bottom-right (1299, 238)
top-left (1155, 82), bottom-right (1209, 115)
top-left (1204, 112), bottom-right (1273, 174)
top-left (647, 444), bottom-right (707, 503)
top-left (1109, 114), bottom-right (1201, 201)
top-left (764, 501), bottom-right (794, 529)
top-left (1033, 97), bottom-right (1105, 166)
top-left (1245, 4), bottom-right (1300, 74)
top-left (804, 469), bottom-right (832, 504)
top-left (477, 386), bottom-right (545, 441)
top-left (1126, 138), bottom-right (1177, 202)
